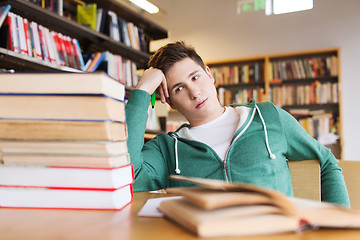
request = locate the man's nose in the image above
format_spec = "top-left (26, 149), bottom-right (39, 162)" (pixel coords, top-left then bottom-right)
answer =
top-left (188, 85), bottom-right (201, 99)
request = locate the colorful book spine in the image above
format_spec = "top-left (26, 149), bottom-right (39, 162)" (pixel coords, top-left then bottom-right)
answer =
top-left (1, 11), bottom-right (84, 70)
top-left (0, 4), bottom-right (11, 28)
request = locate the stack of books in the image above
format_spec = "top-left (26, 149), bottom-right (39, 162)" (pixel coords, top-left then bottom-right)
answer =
top-left (0, 72), bottom-right (134, 210)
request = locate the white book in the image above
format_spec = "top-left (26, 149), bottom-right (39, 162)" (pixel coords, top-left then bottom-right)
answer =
top-left (16, 15), bottom-right (28, 55)
top-left (0, 184), bottom-right (132, 210)
top-left (108, 11), bottom-right (120, 41)
top-left (0, 164), bottom-right (133, 189)
top-left (43, 26), bottom-right (57, 63)
top-left (9, 12), bottom-right (20, 53)
top-left (30, 21), bottom-right (42, 59)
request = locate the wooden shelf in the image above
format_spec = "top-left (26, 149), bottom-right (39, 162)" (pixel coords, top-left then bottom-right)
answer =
top-left (217, 82), bottom-right (265, 90)
top-left (269, 76), bottom-right (338, 86)
top-left (282, 103), bottom-right (339, 114)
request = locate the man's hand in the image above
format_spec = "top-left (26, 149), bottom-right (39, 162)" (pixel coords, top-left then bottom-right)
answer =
top-left (135, 67), bottom-right (169, 104)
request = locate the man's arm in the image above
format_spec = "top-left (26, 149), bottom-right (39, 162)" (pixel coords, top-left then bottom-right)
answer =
top-left (125, 68), bottom-right (170, 191)
top-left (276, 105), bottom-right (350, 207)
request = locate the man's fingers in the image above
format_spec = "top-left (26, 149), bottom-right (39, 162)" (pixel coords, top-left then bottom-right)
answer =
top-left (158, 87), bottom-right (166, 103)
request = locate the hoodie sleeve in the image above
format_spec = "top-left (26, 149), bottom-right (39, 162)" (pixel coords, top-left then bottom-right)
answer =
top-left (125, 89), bottom-right (169, 191)
top-left (275, 105), bottom-right (350, 207)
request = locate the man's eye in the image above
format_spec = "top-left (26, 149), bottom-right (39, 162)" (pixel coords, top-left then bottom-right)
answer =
top-left (175, 86), bottom-right (183, 93)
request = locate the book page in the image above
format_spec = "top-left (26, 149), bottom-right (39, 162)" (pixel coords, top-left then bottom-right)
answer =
top-left (138, 196), bottom-right (182, 217)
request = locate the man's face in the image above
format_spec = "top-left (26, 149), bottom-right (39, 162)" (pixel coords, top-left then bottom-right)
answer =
top-left (166, 58), bottom-right (224, 126)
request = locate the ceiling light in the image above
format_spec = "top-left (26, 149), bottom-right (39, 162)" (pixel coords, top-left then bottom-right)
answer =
top-left (129, 0), bottom-right (159, 14)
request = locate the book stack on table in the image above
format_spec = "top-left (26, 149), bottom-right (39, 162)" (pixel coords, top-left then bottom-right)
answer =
top-left (0, 72), bottom-right (134, 210)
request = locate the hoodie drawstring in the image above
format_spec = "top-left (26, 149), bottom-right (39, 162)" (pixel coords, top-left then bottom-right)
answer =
top-left (172, 135), bottom-right (181, 174)
top-left (255, 105), bottom-right (276, 159)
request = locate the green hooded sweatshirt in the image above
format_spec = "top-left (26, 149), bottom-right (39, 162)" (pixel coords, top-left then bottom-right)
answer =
top-left (126, 89), bottom-right (350, 207)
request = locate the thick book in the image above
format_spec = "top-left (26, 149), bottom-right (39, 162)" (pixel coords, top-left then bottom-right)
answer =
top-left (0, 119), bottom-right (127, 141)
top-left (158, 175), bottom-right (360, 238)
top-left (0, 164), bottom-right (134, 189)
top-left (0, 183), bottom-right (132, 210)
top-left (0, 94), bottom-right (125, 122)
top-left (0, 140), bottom-right (128, 155)
top-left (0, 72), bottom-right (125, 101)
top-left (1, 152), bottom-right (130, 168)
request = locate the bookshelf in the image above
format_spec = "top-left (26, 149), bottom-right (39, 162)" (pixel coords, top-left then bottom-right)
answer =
top-left (0, 0), bottom-right (167, 71)
top-left (207, 48), bottom-right (342, 158)
top-left (208, 57), bottom-right (266, 106)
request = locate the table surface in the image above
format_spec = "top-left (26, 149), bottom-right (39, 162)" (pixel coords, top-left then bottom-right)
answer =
top-left (1, 192), bottom-right (360, 240)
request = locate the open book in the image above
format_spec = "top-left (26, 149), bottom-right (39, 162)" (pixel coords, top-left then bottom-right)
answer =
top-left (158, 175), bottom-right (360, 238)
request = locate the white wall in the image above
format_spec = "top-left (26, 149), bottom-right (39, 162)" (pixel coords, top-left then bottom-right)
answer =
top-left (145, 0), bottom-right (360, 160)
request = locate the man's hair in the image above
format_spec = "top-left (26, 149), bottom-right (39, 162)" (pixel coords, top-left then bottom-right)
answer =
top-left (148, 41), bottom-right (206, 75)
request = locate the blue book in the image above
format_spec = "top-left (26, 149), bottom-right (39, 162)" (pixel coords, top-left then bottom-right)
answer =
top-left (0, 4), bottom-right (11, 29)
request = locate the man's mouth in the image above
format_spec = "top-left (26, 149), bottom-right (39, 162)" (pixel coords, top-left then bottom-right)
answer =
top-left (196, 98), bottom-right (208, 108)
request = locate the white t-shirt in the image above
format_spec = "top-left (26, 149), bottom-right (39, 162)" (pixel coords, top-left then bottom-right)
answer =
top-left (177, 106), bottom-right (250, 160)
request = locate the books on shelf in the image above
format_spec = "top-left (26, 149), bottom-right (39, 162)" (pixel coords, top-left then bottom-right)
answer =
top-left (27, 0), bottom-right (63, 15)
top-left (211, 62), bottom-right (263, 86)
top-left (269, 55), bottom-right (338, 81)
top-left (95, 6), bottom-right (148, 52)
top-left (159, 175), bottom-right (360, 238)
top-left (0, 71), bottom-right (133, 210)
top-left (270, 82), bottom-right (338, 107)
top-left (218, 86), bottom-right (264, 106)
top-left (84, 51), bottom-right (138, 86)
top-left (0, 11), bottom-right (84, 70)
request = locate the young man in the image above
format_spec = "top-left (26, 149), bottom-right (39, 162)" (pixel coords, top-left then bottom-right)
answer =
top-left (125, 42), bottom-right (350, 207)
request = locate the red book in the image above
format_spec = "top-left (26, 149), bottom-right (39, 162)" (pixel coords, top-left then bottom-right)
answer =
top-left (0, 15), bottom-right (12, 50)
top-left (57, 33), bottom-right (69, 66)
top-left (37, 24), bottom-right (50, 61)
top-left (0, 184), bottom-right (133, 210)
top-left (23, 18), bottom-right (33, 57)
top-left (0, 164), bottom-right (134, 189)
top-left (0, 164), bottom-right (134, 210)
top-left (51, 31), bottom-right (65, 65)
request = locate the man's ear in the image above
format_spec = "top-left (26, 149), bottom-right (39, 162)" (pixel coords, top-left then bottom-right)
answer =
top-left (205, 66), bottom-right (215, 83)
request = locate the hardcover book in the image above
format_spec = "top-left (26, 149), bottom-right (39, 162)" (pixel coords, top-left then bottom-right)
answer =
top-left (0, 164), bottom-right (134, 189)
top-left (0, 183), bottom-right (133, 210)
top-left (0, 72), bottom-right (125, 101)
top-left (0, 94), bottom-right (125, 122)
top-left (1, 152), bottom-right (130, 168)
top-left (0, 140), bottom-right (128, 155)
top-left (0, 119), bottom-right (127, 141)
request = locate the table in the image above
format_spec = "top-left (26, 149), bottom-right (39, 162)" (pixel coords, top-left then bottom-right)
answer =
top-left (1, 192), bottom-right (360, 240)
